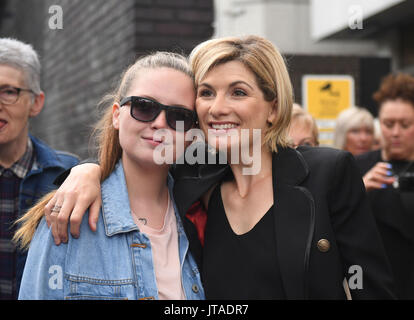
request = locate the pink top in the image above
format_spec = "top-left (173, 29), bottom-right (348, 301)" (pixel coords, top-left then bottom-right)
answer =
top-left (133, 195), bottom-right (185, 300)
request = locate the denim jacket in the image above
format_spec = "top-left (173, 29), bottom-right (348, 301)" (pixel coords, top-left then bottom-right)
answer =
top-left (16, 135), bottom-right (79, 295)
top-left (19, 161), bottom-right (205, 300)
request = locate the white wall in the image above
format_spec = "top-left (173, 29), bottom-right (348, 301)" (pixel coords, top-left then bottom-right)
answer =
top-left (213, 0), bottom-right (393, 57)
top-left (213, 0), bottom-right (266, 38)
top-left (310, 0), bottom-right (405, 40)
top-left (264, 0), bottom-right (389, 56)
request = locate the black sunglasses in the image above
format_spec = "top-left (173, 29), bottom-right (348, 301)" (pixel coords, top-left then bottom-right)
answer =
top-left (119, 96), bottom-right (197, 132)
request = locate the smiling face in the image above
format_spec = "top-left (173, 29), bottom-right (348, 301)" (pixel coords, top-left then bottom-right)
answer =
top-left (195, 61), bottom-right (276, 157)
top-left (0, 64), bottom-right (43, 149)
top-left (379, 99), bottom-right (414, 160)
top-left (112, 67), bottom-right (195, 167)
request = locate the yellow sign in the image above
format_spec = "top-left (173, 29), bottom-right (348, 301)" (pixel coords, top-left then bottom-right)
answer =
top-left (302, 75), bottom-right (354, 146)
top-left (302, 75), bottom-right (354, 120)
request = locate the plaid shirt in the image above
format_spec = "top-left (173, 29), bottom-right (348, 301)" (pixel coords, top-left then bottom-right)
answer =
top-left (0, 139), bottom-right (35, 300)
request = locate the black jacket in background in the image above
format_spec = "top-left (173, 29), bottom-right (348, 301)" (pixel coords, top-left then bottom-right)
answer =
top-left (355, 150), bottom-right (414, 299)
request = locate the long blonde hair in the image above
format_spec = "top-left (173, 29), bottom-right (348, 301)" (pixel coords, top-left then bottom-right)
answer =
top-left (189, 35), bottom-right (293, 152)
top-left (13, 52), bottom-right (193, 250)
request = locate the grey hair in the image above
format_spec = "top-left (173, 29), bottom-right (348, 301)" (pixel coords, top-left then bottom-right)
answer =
top-left (333, 106), bottom-right (374, 150)
top-left (0, 38), bottom-right (41, 95)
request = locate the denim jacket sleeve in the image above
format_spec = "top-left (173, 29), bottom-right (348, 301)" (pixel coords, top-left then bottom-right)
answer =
top-left (18, 218), bottom-right (68, 300)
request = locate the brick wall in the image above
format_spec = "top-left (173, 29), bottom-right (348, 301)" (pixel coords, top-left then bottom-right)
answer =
top-left (133, 0), bottom-right (214, 55)
top-left (0, 0), bottom-right (45, 59)
top-left (33, 0), bottom-right (138, 159)
top-left (1, 0), bottom-right (214, 159)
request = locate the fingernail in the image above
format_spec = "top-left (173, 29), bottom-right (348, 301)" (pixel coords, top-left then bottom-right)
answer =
top-left (381, 184), bottom-right (387, 189)
top-left (386, 163), bottom-right (392, 169)
top-left (387, 170), bottom-right (393, 176)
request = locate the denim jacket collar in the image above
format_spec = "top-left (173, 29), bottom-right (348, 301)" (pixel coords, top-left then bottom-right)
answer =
top-left (29, 135), bottom-right (66, 170)
top-left (101, 161), bottom-right (180, 237)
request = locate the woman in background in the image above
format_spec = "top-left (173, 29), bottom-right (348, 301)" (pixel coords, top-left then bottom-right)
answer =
top-left (288, 103), bottom-right (319, 148)
top-left (333, 106), bottom-right (374, 156)
top-left (355, 73), bottom-right (414, 299)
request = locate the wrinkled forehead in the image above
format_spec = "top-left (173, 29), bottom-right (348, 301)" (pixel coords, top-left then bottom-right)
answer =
top-left (201, 59), bottom-right (256, 81)
top-left (0, 64), bottom-right (26, 87)
top-left (379, 99), bottom-right (414, 119)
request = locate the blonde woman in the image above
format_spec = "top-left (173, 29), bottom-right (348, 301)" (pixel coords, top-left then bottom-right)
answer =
top-left (333, 106), bottom-right (375, 156)
top-left (288, 103), bottom-right (319, 148)
top-left (35, 36), bottom-right (394, 299)
top-left (15, 52), bottom-right (204, 300)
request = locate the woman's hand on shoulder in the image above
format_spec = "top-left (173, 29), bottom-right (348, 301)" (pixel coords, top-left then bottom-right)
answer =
top-left (45, 163), bottom-right (103, 245)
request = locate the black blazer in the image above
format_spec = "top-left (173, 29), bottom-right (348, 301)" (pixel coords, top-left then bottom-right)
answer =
top-left (172, 146), bottom-right (396, 299)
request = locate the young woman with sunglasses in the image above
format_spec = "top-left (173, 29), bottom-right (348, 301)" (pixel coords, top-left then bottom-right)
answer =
top-left (18, 36), bottom-right (395, 300)
top-left (15, 52), bottom-right (204, 300)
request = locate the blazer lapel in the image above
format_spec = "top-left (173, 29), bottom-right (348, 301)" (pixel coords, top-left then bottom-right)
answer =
top-left (173, 146), bottom-right (315, 298)
top-left (272, 147), bottom-right (315, 299)
top-left (173, 162), bottom-right (230, 218)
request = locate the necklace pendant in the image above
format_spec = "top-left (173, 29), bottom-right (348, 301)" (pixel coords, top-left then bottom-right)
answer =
top-left (393, 179), bottom-right (399, 189)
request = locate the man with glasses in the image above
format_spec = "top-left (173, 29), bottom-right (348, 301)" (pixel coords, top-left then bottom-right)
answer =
top-left (0, 38), bottom-right (79, 299)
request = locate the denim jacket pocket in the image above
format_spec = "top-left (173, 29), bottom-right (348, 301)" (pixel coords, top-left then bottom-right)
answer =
top-left (64, 274), bottom-right (135, 300)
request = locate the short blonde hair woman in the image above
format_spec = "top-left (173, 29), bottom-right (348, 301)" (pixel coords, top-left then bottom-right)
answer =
top-left (188, 35), bottom-right (393, 299)
top-left (190, 35), bottom-right (293, 152)
top-left (333, 106), bottom-right (374, 155)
